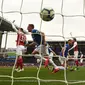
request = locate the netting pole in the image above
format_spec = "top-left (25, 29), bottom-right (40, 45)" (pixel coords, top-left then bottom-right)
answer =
top-left (0, 0), bottom-right (4, 25)
top-left (83, 0), bottom-right (85, 16)
top-left (0, 32), bottom-right (3, 52)
top-left (4, 32), bottom-right (8, 51)
top-left (61, 0), bottom-right (68, 85)
top-left (36, 0), bottom-right (44, 85)
top-left (19, 0), bottom-right (23, 27)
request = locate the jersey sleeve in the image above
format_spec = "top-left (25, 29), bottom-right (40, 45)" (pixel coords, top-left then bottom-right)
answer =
top-left (32, 29), bottom-right (40, 34)
top-left (31, 29), bottom-right (40, 40)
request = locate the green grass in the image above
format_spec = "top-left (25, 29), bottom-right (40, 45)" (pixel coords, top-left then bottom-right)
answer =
top-left (7, 52), bottom-right (16, 56)
top-left (0, 66), bottom-right (85, 85)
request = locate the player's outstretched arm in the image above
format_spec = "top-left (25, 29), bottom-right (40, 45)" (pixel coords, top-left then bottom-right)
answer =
top-left (68, 42), bottom-right (77, 51)
top-left (11, 22), bottom-right (18, 33)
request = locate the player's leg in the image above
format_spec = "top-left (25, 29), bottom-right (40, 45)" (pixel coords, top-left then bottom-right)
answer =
top-left (31, 46), bottom-right (45, 69)
top-left (74, 51), bottom-right (79, 66)
top-left (33, 45), bottom-right (48, 61)
top-left (40, 45), bottom-right (50, 68)
top-left (18, 46), bottom-right (26, 72)
top-left (32, 45), bottom-right (50, 69)
top-left (15, 46), bottom-right (20, 71)
top-left (18, 55), bottom-right (24, 71)
top-left (15, 56), bottom-right (20, 71)
top-left (80, 53), bottom-right (84, 66)
top-left (58, 55), bottom-right (65, 66)
top-left (48, 57), bottom-right (65, 73)
top-left (15, 46), bottom-right (24, 72)
top-left (80, 58), bottom-right (83, 66)
top-left (45, 46), bottom-right (65, 73)
top-left (74, 51), bottom-right (79, 70)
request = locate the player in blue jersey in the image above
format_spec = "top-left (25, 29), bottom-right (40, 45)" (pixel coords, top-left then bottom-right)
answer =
top-left (59, 39), bottom-right (72, 67)
top-left (26, 24), bottom-right (65, 73)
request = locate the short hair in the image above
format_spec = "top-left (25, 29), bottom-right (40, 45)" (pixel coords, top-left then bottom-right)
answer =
top-left (29, 24), bottom-right (34, 28)
top-left (68, 39), bottom-right (71, 42)
top-left (73, 37), bottom-right (76, 41)
top-left (19, 28), bottom-right (24, 32)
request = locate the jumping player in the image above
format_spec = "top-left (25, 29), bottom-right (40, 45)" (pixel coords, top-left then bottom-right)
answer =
top-left (26, 24), bottom-right (65, 73)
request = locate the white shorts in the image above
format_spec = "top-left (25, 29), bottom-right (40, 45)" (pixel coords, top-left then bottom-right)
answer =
top-left (74, 51), bottom-right (78, 59)
top-left (34, 45), bottom-right (49, 56)
top-left (59, 55), bottom-right (66, 64)
top-left (16, 45), bottom-right (26, 55)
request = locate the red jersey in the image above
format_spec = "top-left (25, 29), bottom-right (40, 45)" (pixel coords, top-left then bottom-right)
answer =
top-left (16, 32), bottom-right (26, 46)
top-left (73, 41), bottom-right (78, 51)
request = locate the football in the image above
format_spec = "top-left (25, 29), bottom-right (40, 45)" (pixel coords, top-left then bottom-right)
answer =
top-left (37, 59), bottom-right (41, 63)
top-left (40, 8), bottom-right (55, 21)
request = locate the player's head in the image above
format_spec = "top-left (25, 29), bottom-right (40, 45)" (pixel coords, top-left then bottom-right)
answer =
top-left (20, 28), bottom-right (23, 31)
top-left (68, 39), bottom-right (72, 45)
top-left (27, 24), bottom-right (34, 32)
top-left (73, 37), bottom-right (76, 41)
top-left (18, 28), bottom-right (24, 32)
top-left (71, 37), bottom-right (77, 44)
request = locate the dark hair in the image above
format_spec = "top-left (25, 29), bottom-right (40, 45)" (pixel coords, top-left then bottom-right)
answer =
top-left (19, 28), bottom-right (24, 32)
top-left (29, 24), bottom-right (34, 28)
top-left (20, 28), bottom-right (23, 31)
top-left (73, 37), bottom-right (76, 41)
top-left (68, 39), bottom-right (71, 42)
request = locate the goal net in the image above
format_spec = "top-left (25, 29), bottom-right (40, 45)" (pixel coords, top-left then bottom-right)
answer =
top-left (0, 0), bottom-right (85, 85)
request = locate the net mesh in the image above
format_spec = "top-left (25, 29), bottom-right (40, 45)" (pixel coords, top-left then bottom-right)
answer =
top-left (0, 0), bottom-right (85, 85)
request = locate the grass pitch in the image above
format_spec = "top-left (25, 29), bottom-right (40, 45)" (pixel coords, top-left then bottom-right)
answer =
top-left (0, 66), bottom-right (85, 85)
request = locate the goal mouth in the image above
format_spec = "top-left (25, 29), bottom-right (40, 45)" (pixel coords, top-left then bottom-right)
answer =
top-left (0, 0), bottom-right (85, 85)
